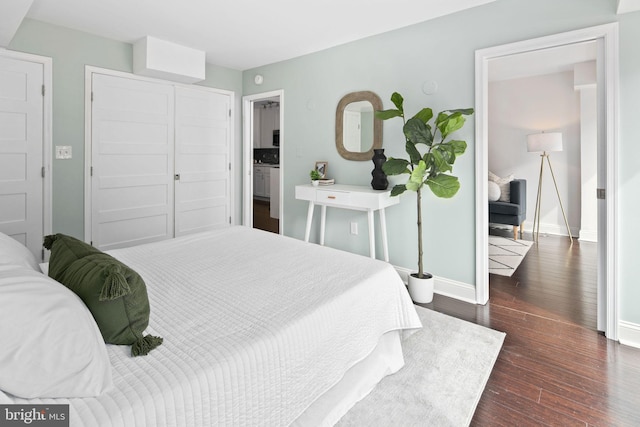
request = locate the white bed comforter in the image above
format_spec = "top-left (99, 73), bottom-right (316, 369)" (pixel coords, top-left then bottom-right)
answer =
top-left (5, 226), bottom-right (421, 426)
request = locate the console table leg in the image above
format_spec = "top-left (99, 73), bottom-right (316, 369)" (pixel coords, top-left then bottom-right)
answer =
top-left (367, 209), bottom-right (375, 259)
top-left (320, 205), bottom-right (327, 246)
top-left (379, 208), bottom-right (389, 262)
top-left (304, 201), bottom-right (314, 242)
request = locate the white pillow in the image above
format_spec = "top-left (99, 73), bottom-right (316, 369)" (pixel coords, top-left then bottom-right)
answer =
top-left (488, 171), bottom-right (514, 202)
top-left (0, 232), bottom-right (40, 272)
top-left (488, 181), bottom-right (501, 202)
top-left (0, 267), bottom-right (112, 398)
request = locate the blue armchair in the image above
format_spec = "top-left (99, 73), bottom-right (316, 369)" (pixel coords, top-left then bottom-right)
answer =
top-left (489, 179), bottom-right (526, 240)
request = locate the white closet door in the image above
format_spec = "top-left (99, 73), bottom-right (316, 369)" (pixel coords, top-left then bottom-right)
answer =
top-left (91, 74), bottom-right (175, 250)
top-left (0, 56), bottom-right (44, 259)
top-left (175, 86), bottom-right (231, 236)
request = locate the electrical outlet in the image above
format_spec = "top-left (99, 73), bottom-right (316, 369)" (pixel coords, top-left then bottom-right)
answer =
top-left (55, 145), bottom-right (72, 160)
top-left (350, 222), bottom-right (358, 235)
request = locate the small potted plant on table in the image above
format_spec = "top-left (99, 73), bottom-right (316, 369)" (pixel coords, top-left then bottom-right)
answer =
top-left (310, 169), bottom-right (322, 186)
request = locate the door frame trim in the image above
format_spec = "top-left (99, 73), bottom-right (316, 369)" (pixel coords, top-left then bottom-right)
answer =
top-left (242, 90), bottom-right (284, 231)
top-left (474, 23), bottom-right (619, 339)
top-left (0, 49), bottom-right (53, 255)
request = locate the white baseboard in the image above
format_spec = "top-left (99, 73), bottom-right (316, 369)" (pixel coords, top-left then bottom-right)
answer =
top-left (579, 229), bottom-right (598, 242)
top-left (522, 221), bottom-right (579, 238)
top-left (393, 265), bottom-right (477, 304)
top-left (618, 321), bottom-right (640, 349)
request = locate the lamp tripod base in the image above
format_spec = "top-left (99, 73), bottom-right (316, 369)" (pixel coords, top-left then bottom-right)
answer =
top-left (532, 152), bottom-right (573, 244)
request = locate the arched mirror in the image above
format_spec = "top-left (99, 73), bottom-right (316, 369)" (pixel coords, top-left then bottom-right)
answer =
top-left (335, 91), bottom-right (383, 161)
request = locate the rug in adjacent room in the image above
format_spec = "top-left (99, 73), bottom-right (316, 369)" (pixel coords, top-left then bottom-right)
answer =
top-left (337, 306), bottom-right (505, 427)
top-left (488, 235), bottom-right (533, 277)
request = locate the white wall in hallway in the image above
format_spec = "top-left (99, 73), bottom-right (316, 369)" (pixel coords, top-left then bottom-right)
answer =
top-left (488, 71), bottom-right (581, 237)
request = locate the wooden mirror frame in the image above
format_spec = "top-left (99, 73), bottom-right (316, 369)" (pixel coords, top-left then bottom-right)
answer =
top-left (335, 91), bottom-right (383, 161)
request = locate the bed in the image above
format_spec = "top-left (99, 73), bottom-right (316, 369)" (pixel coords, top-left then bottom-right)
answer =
top-left (0, 226), bottom-right (421, 426)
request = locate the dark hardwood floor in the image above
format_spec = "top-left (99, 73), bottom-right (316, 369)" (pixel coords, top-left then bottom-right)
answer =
top-left (416, 232), bottom-right (640, 426)
top-left (253, 198), bottom-right (279, 234)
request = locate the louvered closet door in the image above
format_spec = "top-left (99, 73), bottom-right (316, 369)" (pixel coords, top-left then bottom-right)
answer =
top-left (0, 56), bottom-right (44, 259)
top-left (91, 74), bottom-right (175, 250)
top-left (174, 86), bottom-right (230, 236)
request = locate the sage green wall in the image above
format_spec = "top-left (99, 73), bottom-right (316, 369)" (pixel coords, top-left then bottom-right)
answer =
top-left (9, 19), bottom-right (243, 239)
top-left (242, 0), bottom-right (640, 324)
top-left (6, 3), bottom-right (640, 326)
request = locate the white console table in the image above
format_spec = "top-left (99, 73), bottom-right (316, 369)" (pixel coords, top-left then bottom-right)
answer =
top-left (294, 184), bottom-right (399, 261)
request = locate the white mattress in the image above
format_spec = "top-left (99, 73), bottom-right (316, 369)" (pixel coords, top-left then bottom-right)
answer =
top-left (4, 226), bottom-right (421, 426)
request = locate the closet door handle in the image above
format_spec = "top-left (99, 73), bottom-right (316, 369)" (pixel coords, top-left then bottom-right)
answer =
top-left (175, 174), bottom-right (180, 181)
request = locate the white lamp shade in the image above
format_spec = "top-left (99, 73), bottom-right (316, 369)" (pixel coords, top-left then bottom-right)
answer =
top-left (527, 132), bottom-right (563, 152)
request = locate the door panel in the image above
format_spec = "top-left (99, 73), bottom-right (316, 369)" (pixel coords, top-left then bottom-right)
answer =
top-left (174, 87), bottom-right (230, 236)
top-left (0, 56), bottom-right (43, 258)
top-left (91, 74), bottom-right (175, 250)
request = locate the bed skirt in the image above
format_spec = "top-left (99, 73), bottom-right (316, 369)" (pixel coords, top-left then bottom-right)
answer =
top-left (292, 330), bottom-right (404, 426)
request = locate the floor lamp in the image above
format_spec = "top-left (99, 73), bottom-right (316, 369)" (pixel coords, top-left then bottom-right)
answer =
top-left (526, 132), bottom-right (573, 243)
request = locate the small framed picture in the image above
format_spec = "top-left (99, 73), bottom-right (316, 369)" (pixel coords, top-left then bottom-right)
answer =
top-left (315, 161), bottom-right (328, 179)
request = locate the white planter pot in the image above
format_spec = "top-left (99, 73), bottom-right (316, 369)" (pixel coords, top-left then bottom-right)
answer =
top-left (311, 180), bottom-right (319, 187)
top-left (408, 273), bottom-right (434, 303)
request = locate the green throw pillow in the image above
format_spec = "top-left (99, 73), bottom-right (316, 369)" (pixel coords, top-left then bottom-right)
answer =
top-left (43, 234), bottom-right (162, 357)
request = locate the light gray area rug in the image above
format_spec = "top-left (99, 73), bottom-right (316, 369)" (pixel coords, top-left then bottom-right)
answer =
top-left (489, 235), bottom-right (533, 276)
top-left (337, 306), bottom-right (505, 427)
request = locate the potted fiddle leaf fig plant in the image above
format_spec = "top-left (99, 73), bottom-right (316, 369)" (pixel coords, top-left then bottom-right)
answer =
top-left (375, 92), bottom-right (473, 303)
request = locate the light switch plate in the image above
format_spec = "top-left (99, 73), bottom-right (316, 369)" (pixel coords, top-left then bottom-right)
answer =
top-left (55, 145), bottom-right (72, 159)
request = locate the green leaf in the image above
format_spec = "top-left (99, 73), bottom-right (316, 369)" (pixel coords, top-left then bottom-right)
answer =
top-left (391, 92), bottom-right (404, 113)
top-left (426, 174), bottom-right (460, 198)
top-left (438, 113), bottom-right (466, 139)
top-left (382, 158), bottom-right (410, 176)
top-left (405, 141), bottom-right (421, 164)
top-left (375, 109), bottom-right (402, 120)
top-left (447, 108), bottom-right (474, 115)
top-left (390, 184), bottom-right (407, 197)
top-left (422, 152), bottom-right (434, 169)
top-left (431, 149), bottom-right (452, 173)
top-left (446, 140), bottom-right (467, 155)
top-left (413, 107), bottom-right (433, 124)
top-left (406, 160), bottom-right (427, 192)
top-left (404, 117), bottom-right (433, 146)
top-left (435, 144), bottom-right (455, 166)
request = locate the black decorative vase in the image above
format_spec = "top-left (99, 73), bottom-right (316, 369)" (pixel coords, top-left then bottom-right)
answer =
top-left (371, 149), bottom-right (388, 190)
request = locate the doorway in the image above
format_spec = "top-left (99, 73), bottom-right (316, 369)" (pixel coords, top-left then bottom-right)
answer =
top-left (242, 90), bottom-right (284, 234)
top-left (475, 23), bottom-right (619, 340)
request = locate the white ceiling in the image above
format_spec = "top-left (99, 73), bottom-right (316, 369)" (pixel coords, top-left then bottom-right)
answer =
top-left (0, 0), bottom-right (33, 47)
top-left (618, 0), bottom-right (640, 14)
top-left (20, 0), bottom-right (495, 70)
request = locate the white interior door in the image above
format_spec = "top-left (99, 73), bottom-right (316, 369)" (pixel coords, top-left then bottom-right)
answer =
top-left (174, 86), bottom-right (231, 236)
top-left (0, 55), bottom-right (44, 259)
top-left (91, 73), bottom-right (175, 250)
